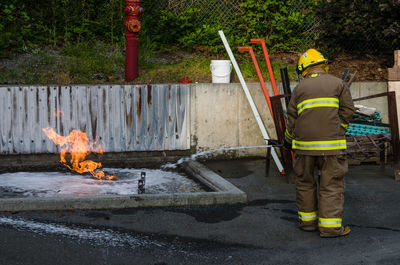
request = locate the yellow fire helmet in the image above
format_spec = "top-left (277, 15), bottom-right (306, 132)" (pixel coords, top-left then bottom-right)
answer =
top-left (297, 49), bottom-right (329, 77)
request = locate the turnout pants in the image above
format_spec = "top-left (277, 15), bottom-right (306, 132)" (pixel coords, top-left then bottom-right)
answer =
top-left (293, 153), bottom-right (348, 236)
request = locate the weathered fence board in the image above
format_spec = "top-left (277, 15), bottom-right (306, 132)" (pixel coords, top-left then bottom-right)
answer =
top-left (0, 84), bottom-right (190, 154)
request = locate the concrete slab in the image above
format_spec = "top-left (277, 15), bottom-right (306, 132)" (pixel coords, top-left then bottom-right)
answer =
top-left (0, 161), bottom-right (247, 211)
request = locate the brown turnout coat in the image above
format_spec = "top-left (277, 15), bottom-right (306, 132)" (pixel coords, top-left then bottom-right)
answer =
top-left (286, 68), bottom-right (355, 155)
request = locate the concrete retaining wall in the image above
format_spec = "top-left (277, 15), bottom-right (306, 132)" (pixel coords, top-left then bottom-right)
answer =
top-left (191, 82), bottom-right (388, 158)
top-left (190, 83), bottom-right (277, 158)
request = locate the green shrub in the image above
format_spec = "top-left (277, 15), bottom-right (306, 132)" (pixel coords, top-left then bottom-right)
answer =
top-left (6, 0), bottom-right (398, 59)
top-left (234, 0), bottom-right (315, 52)
top-left (0, 1), bottom-right (33, 56)
top-left (178, 24), bottom-right (227, 54)
top-left (141, 8), bottom-right (200, 46)
top-left (0, 0), bottom-right (316, 56)
top-left (316, 0), bottom-right (400, 56)
top-left (142, 0), bottom-right (314, 54)
top-left (0, 0), bottom-right (125, 54)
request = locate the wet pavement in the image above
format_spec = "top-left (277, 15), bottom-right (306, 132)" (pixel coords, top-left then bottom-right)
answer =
top-left (1, 159), bottom-right (400, 265)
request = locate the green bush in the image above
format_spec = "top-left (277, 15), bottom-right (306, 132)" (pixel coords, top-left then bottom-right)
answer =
top-left (142, 8), bottom-right (201, 47)
top-left (316, 0), bottom-right (400, 56)
top-left (5, 0), bottom-right (398, 59)
top-left (178, 24), bottom-right (227, 54)
top-left (141, 7), bottom-right (236, 54)
top-left (0, 0), bottom-right (125, 55)
top-left (234, 0), bottom-right (315, 52)
top-left (0, 1), bottom-right (33, 55)
top-left (142, 0), bottom-right (314, 54)
top-left (0, 0), bottom-right (316, 56)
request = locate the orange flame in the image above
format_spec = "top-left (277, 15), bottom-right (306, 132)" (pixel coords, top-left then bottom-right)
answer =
top-left (42, 127), bottom-right (117, 180)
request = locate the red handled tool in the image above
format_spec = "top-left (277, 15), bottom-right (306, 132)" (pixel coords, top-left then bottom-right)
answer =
top-left (250, 39), bottom-right (279, 96)
top-left (238, 46), bottom-right (274, 118)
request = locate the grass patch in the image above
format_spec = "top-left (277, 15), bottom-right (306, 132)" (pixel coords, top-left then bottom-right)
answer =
top-left (0, 43), bottom-right (299, 85)
top-left (236, 56), bottom-right (297, 82)
top-left (0, 67), bottom-right (18, 84)
top-left (136, 57), bottom-right (212, 83)
top-left (61, 43), bottom-right (124, 84)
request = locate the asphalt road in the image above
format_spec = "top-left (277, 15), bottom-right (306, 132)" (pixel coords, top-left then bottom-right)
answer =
top-left (1, 159), bottom-right (400, 265)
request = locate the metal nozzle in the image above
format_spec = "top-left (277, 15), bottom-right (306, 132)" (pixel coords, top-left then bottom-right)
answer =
top-left (138, 171), bottom-right (146, 194)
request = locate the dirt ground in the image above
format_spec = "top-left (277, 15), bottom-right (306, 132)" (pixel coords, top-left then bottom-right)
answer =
top-left (268, 52), bottom-right (391, 82)
top-left (154, 50), bottom-right (392, 82)
top-left (147, 50), bottom-right (393, 82)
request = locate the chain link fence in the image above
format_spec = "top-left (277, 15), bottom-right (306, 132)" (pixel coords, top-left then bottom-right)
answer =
top-left (154, 0), bottom-right (243, 27)
top-left (288, 1), bottom-right (321, 49)
top-left (152, 0), bottom-right (383, 53)
top-left (159, 0), bottom-right (320, 48)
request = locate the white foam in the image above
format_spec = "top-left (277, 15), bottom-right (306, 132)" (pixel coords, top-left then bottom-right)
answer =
top-left (0, 216), bottom-right (164, 248)
top-left (0, 168), bottom-right (203, 197)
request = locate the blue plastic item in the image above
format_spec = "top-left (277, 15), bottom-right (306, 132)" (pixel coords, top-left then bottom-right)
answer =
top-left (345, 122), bottom-right (390, 137)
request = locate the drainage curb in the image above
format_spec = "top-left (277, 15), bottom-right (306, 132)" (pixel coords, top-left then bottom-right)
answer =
top-left (0, 161), bottom-right (247, 211)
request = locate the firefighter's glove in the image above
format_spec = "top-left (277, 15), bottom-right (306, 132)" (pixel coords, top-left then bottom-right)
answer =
top-left (283, 139), bottom-right (292, 150)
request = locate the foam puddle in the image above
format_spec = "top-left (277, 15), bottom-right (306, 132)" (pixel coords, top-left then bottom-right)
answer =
top-left (0, 168), bottom-right (205, 198)
top-left (0, 216), bottom-right (165, 248)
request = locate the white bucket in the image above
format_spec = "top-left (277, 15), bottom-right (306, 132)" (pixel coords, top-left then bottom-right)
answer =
top-left (210, 60), bottom-right (232, 83)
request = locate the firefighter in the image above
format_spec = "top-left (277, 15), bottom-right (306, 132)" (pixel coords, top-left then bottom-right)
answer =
top-left (284, 49), bottom-right (355, 238)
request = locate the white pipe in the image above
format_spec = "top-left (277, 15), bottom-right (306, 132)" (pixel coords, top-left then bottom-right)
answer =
top-left (218, 30), bottom-right (284, 173)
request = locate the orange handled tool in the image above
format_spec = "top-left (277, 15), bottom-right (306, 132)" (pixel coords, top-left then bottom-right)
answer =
top-left (238, 46), bottom-right (273, 118)
top-left (251, 39), bottom-right (294, 162)
top-left (250, 39), bottom-right (279, 96)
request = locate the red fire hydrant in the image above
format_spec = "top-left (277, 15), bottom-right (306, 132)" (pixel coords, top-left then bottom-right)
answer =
top-left (124, 0), bottom-right (144, 81)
